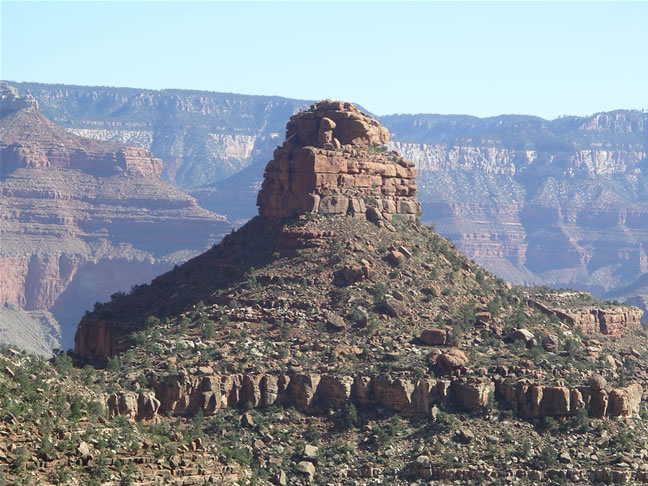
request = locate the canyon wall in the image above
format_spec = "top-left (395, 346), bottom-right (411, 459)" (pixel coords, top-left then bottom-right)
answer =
top-left (0, 83), bottom-right (233, 353)
top-left (13, 81), bottom-right (309, 188)
top-left (386, 110), bottom-right (648, 297)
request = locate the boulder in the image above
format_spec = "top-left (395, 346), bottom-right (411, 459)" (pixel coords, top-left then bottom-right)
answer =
top-left (342, 264), bottom-right (365, 283)
top-left (297, 461), bottom-right (316, 481)
top-left (420, 328), bottom-right (447, 346)
top-left (303, 444), bottom-right (319, 460)
top-left (588, 374), bottom-right (607, 391)
top-left (384, 296), bottom-right (406, 317)
top-left (387, 250), bottom-right (404, 266)
top-left (327, 314), bottom-right (346, 332)
top-left (454, 428), bottom-right (474, 444)
top-left (541, 334), bottom-right (559, 351)
top-left (437, 349), bottom-right (469, 373)
top-left (511, 328), bottom-right (534, 343)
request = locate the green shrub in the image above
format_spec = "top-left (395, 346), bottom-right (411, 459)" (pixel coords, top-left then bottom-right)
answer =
top-left (222, 447), bottom-right (251, 465)
top-left (341, 403), bottom-right (358, 429)
top-left (53, 352), bottom-right (74, 377)
top-left (539, 445), bottom-right (557, 466)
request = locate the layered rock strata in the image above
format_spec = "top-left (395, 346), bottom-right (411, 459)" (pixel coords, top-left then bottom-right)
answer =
top-left (528, 299), bottom-right (642, 335)
top-left (387, 110), bottom-right (648, 297)
top-left (257, 100), bottom-right (421, 220)
top-left (13, 81), bottom-right (308, 188)
top-left (107, 372), bottom-right (642, 422)
top-left (0, 83), bottom-right (233, 351)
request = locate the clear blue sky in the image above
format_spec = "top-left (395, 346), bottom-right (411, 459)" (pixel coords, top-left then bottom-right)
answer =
top-left (2, 1), bottom-right (647, 118)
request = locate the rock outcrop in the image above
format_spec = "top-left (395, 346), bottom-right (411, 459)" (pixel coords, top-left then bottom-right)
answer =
top-left (104, 371), bottom-right (640, 423)
top-left (257, 100), bottom-right (420, 220)
top-left (528, 298), bottom-right (642, 336)
top-left (495, 380), bottom-right (643, 419)
top-left (0, 83), bottom-right (233, 352)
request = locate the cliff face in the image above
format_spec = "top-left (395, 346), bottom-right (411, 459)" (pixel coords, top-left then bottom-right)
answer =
top-left (12, 81), bottom-right (308, 188)
top-left (257, 100), bottom-right (420, 220)
top-left (13, 82), bottom-right (648, 304)
top-left (0, 83), bottom-right (233, 352)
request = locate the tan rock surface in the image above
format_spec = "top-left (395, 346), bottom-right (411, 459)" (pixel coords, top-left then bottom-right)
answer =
top-left (257, 100), bottom-right (420, 220)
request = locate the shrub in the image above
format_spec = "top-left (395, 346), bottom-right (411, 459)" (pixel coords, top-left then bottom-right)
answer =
top-left (542, 416), bottom-right (558, 432)
top-left (341, 403), bottom-right (358, 430)
top-left (202, 320), bottom-right (216, 339)
top-left (569, 407), bottom-right (590, 432)
top-left (539, 445), bottom-right (558, 466)
top-left (222, 447), bottom-right (251, 465)
top-left (53, 352), bottom-right (74, 377)
top-left (144, 315), bottom-right (161, 328)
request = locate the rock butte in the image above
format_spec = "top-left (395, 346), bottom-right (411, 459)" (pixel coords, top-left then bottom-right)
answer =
top-left (0, 83), bottom-right (162, 178)
top-left (257, 100), bottom-right (421, 221)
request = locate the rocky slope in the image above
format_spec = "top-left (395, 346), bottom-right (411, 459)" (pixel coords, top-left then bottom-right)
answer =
top-left (0, 83), bottom-right (233, 353)
top-left (13, 81), bottom-right (647, 310)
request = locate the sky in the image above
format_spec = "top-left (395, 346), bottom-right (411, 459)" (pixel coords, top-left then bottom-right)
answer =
top-left (1, 1), bottom-right (647, 119)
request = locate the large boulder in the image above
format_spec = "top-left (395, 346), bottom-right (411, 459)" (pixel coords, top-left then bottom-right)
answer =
top-left (609, 384), bottom-right (642, 417)
top-left (420, 328), bottom-right (447, 346)
top-left (437, 349), bottom-right (469, 373)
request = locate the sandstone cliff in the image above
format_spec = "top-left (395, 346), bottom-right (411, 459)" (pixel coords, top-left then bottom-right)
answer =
top-left (257, 100), bottom-right (420, 220)
top-left (0, 83), bottom-right (233, 352)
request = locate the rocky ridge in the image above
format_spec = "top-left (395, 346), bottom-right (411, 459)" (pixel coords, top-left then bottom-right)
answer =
top-left (11, 81), bottom-right (309, 187)
top-left (0, 83), bottom-right (233, 352)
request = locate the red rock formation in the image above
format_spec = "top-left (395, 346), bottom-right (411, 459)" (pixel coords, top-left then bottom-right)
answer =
top-left (495, 379), bottom-right (642, 419)
top-left (1, 84), bottom-right (162, 178)
top-left (257, 100), bottom-right (420, 220)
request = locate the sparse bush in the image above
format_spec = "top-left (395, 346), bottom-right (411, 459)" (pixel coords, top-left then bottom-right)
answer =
top-left (202, 320), bottom-right (216, 339)
top-left (539, 445), bottom-right (558, 467)
top-left (342, 403), bottom-right (358, 429)
top-left (53, 352), bottom-right (74, 377)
